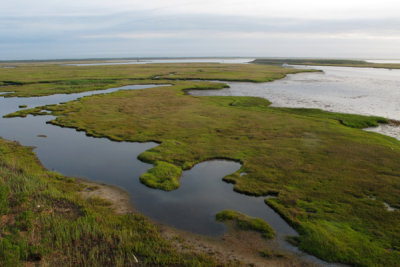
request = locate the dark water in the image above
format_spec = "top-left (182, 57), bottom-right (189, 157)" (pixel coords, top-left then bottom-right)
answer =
top-left (0, 83), bottom-right (340, 265)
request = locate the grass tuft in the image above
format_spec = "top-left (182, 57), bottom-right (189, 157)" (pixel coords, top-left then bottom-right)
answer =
top-left (140, 161), bottom-right (182, 191)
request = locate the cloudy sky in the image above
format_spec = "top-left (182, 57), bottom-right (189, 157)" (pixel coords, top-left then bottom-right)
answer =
top-left (1, 0), bottom-right (400, 60)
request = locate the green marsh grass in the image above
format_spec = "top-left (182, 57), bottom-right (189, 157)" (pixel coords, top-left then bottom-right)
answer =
top-left (140, 161), bottom-right (182, 191)
top-left (0, 62), bottom-right (308, 97)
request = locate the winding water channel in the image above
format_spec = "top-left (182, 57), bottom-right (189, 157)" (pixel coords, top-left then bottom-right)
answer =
top-left (3, 65), bottom-right (393, 265)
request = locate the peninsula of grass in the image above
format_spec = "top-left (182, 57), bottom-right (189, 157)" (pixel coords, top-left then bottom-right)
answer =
top-left (216, 210), bottom-right (275, 239)
top-left (140, 161), bottom-right (182, 191)
top-left (252, 58), bottom-right (400, 69)
top-left (0, 138), bottom-right (216, 266)
top-left (4, 106), bottom-right (51, 118)
top-left (277, 108), bottom-right (388, 128)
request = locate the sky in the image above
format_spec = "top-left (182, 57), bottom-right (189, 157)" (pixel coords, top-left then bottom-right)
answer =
top-left (1, 0), bottom-right (400, 60)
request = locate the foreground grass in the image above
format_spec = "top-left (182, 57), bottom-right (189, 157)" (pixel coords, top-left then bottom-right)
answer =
top-left (0, 62), bottom-right (308, 97)
top-left (252, 58), bottom-right (400, 69)
top-left (17, 79), bottom-right (400, 266)
top-left (216, 210), bottom-right (275, 239)
top-left (0, 138), bottom-right (216, 266)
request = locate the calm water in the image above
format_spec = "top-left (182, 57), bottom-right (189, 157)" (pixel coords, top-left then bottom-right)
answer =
top-left (190, 65), bottom-right (400, 140)
top-left (66, 58), bottom-right (254, 66)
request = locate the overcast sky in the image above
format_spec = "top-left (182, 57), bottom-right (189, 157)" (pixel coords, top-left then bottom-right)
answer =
top-left (1, 0), bottom-right (400, 60)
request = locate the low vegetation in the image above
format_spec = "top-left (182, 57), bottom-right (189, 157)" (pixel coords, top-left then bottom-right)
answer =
top-left (0, 138), bottom-right (216, 266)
top-left (140, 161), bottom-right (182, 191)
top-left (4, 106), bottom-right (51, 118)
top-left (252, 58), bottom-right (400, 69)
top-left (1, 62), bottom-right (400, 266)
top-left (277, 108), bottom-right (388, 128)
top-left (0, 62), bottom-right (308, 97)
top-left (216, 210), bottom-right (275, 239)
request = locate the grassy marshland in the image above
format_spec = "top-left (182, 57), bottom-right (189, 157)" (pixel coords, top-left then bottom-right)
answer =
top-left (1, 62), bottom-right (400, 266)
top-left (216, 210), bottom-right (275, 239)
top-left (252, 58), bottom-right (400, 69)
top-left (0, 138), bottom-right (217, 266)
top-left (140, 161), bottom-right (182, 191)
top-left (0, 62), bottom-right (309, 97)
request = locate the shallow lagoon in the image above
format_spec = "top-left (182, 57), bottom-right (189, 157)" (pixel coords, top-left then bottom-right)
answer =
top-left (190, 65), bottom-right (400, 140)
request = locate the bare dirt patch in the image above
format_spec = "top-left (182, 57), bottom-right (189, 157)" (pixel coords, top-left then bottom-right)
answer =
top-left (77, 179), bottom-right (135, 215)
